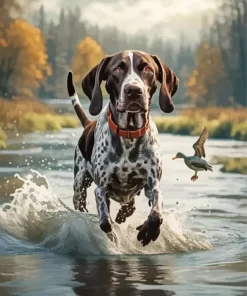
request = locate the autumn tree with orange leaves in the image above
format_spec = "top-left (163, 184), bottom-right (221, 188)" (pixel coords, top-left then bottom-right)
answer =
top-left (0, 19), bottom-right (51, 98)
top-left (186, 41), bottom-right (230, 107)
top-left (71, 36), bottom-right (105, 95)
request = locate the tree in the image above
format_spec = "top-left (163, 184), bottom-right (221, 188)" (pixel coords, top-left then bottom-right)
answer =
top-left (66, 8), bottom-right (85, 65)
top-left (186, 41), bottom-right (227, 106)
top-left (186, 0), bottom-right (247, 107)
top-left (54, 8), bottom-right (68, 98)
top-left (38, 5), bottom-right (46, 35)
top-left (38, 21), bottom-right (57, 98)
top-left (0, 19), bottom-right (51, 98)
top-left (0, 0), bottom-right (22, 24)
top-left (0, 0), bottom-right (35, 25)
top-left (214, 0), bottom-right (246, 106)
top-left (175, 38), bottom-right (195, 103)
top-left (71, 36), bottom-right (105, 85)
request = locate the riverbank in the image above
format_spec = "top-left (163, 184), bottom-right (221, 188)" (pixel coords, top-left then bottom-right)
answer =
top-left (153, 107), bottom-right (247, 141)
top-left (212, 156), bottom-right (247, 175)
top-left (0, 98), bottom-right (79, 149)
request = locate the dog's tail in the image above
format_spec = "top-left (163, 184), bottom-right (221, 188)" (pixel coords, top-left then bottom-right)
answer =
top-left (67, 71), bottom-right (90, 128)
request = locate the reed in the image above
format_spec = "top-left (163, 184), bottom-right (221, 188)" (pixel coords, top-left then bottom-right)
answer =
top-left (154, 107), bottom-right (247, 141)
top-left (212, 156), bottom-right (247, 175)
top-left (0, 98), bottom-right (80, 149)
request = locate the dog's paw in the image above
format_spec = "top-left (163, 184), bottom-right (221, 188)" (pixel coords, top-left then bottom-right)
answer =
top-left (136, 212), bottom-right (163, 247)
top-left (115, 209), bottom-right (126, 224)
top-left (74, 200), bottom-right (88, 213)
top-left (115, 203), bottom-right (136, 224)
top-left (100, 219), bottom-right (112, 233)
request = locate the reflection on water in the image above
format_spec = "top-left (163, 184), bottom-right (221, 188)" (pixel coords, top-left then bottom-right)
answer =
top-left (0, 255), bottom-right (176, 296)
top-left (0, 255), bottom-right (42, 296)
top-left (0, 128), bottom-right (246, 296)
top-left (0, 253), bottom-right (246, 296)
top-left (72, 257), bottom-right (175, 296)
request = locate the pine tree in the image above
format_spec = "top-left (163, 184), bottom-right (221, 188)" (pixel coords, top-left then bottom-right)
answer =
top-left (38, 5), bottom-right (46, 36)
top-left (41, 21), bottom-right (57, 98)
top-left (54, 8), bottom-right (68, 98)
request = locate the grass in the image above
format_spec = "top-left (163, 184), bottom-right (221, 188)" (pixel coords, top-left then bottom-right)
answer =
top-left (0, 98), bottom-right (80, 149)
top-left (154, 107), bottom-right (247, 141)
top-left (17, 113), bottom-right (79, 133)
top-left (212, 156), bottom-right (247, 175)
top-left (0, 127), bottom-right (7, 149)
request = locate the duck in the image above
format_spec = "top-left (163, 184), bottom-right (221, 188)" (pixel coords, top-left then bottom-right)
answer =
top-left (172, 126), bottom-right (213, 181)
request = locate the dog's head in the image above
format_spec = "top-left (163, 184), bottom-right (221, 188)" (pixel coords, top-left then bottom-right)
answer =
top-left (81, 50), bottom-right (179, 116)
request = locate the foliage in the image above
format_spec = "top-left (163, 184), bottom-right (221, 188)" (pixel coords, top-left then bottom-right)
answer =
top-left (32, 6), bottom-right (195, 100)
top-left (186, 41), bottom-right (226, 106)
top-left (0, 19), bottom-right (51, 98)
top-left (180, 107), bottom-right (247, 122)
top-left (0, 98), bottom-right (79, 149)
top-left (71, 36), bottom-right (105, 94)
top-left (0, 0), bottom-right (23, 23)
top-left (0, 98), bottom-right (53, 130)
top-left (186, 0), bottom-right (246, 107)
top-left (1, 0), bottom-right (245, 107)
top-left (212, 156), bottom-right (247, 175)
top-left (16, 113), bottom-right (79, 133)
top-left (154, 108), bottom-right (247, 141)
top-left (0, 127), bottom-right (7, 149)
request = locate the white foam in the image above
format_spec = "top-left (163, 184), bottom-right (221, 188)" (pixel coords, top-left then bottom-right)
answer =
top-left (0, 170), bottom-right (212, 256)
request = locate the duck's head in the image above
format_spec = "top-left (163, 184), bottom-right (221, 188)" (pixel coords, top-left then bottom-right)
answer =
top-left (172, 152), bottom-right (185, 160)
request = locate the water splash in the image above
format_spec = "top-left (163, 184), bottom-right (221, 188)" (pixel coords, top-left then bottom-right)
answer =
top-left (0, 170), bottom-right (212, 256)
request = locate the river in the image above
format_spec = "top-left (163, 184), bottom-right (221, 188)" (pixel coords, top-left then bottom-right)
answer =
top-left (0, 127), bottom-right (246, 296)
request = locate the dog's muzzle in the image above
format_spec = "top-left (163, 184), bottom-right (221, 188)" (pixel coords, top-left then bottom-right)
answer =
top-left (117, 84), bottom-right (146, 113)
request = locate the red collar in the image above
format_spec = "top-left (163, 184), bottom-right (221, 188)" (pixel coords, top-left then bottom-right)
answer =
top-left (107, 108), bottom-right (149, 139)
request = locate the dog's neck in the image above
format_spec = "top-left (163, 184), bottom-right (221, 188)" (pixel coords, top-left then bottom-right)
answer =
top-left (109, 103), bottom-right (148, 130)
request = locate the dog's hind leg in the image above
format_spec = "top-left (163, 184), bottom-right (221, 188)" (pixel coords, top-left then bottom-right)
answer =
top-left (115, 198), bottom-right (136, 224)
top-left (73, 169), bottom-right (93, 213)
top-left (73, 146), bottom-right (94, 212)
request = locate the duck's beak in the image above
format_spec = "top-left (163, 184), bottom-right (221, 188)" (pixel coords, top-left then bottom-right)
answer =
top-left (172, 156), bottom-right (178, 160)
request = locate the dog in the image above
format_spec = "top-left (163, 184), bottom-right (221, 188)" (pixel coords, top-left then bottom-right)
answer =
top-left (67, 50), bottom-right (179, 246)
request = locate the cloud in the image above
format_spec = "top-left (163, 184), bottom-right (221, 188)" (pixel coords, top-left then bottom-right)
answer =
top-left (38, 0), bottom-right (217, 43)
top-left (82, 0), bottom-right (216, 42)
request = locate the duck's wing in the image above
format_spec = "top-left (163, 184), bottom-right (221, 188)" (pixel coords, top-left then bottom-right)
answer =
top-left (192, 126), bottom-right (209, 158)
top-left (187, 157), bottom-right (213, 171)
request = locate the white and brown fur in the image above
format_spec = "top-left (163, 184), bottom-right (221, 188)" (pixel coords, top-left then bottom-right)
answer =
top-left (68, 50), bottom-right (179, 246)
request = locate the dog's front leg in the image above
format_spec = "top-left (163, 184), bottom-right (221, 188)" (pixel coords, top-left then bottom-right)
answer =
top-left (137, 178), bottom-right (163, 246)
top-left (94, 187), bottom-right (112, 233)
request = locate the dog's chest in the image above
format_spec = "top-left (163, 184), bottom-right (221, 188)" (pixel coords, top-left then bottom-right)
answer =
top-left (93, 136), bottom-right (155, 201)
top-left (105, 157), bottom-right (148, 202)
top-left (109, 157), bottom-right (147, 185)
top-left (90, 114), bottom-right (162, 202)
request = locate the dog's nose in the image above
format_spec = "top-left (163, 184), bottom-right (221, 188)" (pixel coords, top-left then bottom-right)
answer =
top-left (124, 84), bottom-right (143, 97)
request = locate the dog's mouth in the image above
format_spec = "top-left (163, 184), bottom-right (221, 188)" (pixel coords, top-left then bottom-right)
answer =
top-left (126, 102), bottom-right (142, 112)
top-left (116, 102), bottom-right (146, 113)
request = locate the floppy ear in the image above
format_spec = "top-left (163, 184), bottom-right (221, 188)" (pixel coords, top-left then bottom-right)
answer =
top-left (151, 55), bottom-right (179, 113)
top-left (81, 56), bottom-right (112, 116)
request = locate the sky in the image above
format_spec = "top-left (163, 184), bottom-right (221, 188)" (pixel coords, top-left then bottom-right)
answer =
top-left (35, 0), bottom-right (218, 43)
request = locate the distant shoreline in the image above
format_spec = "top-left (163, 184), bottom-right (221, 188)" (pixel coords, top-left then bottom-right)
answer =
top-left (0, 98), bottom-right (80, 150)
top-left (153, 107), bottom-right (247, 142)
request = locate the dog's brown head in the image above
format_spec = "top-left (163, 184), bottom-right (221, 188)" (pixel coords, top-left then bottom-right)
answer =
top-left (81, 50), bottom-right (179, 116)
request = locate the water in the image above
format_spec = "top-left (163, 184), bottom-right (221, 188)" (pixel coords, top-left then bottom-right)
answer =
top-left (0, 128), bottom-right (246, 296)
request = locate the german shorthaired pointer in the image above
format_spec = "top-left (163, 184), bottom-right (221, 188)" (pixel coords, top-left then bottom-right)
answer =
top-left (67, 50), bottom-right (179, 246)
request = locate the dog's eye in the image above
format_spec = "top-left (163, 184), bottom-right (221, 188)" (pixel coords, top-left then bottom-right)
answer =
top-left (114, 67), bottom-right (120, 74)
top-left (143, 66), bottom-right (152, 73)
